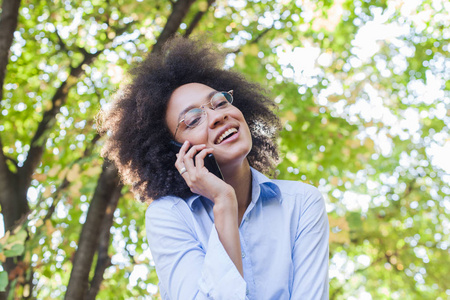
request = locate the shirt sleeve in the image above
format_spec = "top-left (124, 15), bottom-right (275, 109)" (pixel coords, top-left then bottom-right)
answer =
top-left (145, 200), bottom-right (248, 300)
top-left (291, 185), bottom-right (329, 300)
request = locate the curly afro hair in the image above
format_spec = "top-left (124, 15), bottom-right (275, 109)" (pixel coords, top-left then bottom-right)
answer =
top-left (101, 36), bottom-right (281, 202)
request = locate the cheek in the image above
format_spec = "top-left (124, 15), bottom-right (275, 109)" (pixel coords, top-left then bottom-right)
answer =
top-left (233, 111), bottom-right (251, 141)
top-left (237, 114), bottom-right (251, 134)
top-left (180, 128), bottom-right (208, 144)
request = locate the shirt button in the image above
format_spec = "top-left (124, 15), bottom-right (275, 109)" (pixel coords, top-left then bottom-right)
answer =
top-left (242, 251), bottom-right (246, 258)
top-left (245, 215), bottom-right (249, 222)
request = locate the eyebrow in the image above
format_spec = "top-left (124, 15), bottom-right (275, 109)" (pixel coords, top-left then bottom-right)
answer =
top-left (177, 90), bottom-right (218, 122)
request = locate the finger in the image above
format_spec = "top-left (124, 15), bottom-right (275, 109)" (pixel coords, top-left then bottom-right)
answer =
top-left (178, 140), bottom-right (190, 156)
top-left (175, 141), bottom-right (190, 169)
top-left (195, 148), bottom-right (214, 169)
top-left (183, 144), bottom-right (206, 174)
top-left (184, 144), bottom-right (206, 165)
top-left (175, 155), bottom-right (184, 169)
top-left (185, 144), bottom-right (205, 157)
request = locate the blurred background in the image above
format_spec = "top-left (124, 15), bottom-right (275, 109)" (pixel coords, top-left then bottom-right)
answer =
top-left (0, 0), bottom-right (449, 299)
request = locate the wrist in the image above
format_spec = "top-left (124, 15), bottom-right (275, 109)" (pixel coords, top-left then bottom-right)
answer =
top-left (212, 186), bottom-right (238, 215)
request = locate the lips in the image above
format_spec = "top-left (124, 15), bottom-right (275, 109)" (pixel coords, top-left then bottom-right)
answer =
top-left (215, 127), bottom-right (238, 144)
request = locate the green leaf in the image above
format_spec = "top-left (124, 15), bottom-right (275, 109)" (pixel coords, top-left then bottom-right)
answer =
top-left (3, 244), bottom-right (25, 257)
top-left (3, 229), bottom-right (27, 250)
top-left (0, 271), bottom-right (8, 292)
top-left (1, 0), bottom-right (448, 298)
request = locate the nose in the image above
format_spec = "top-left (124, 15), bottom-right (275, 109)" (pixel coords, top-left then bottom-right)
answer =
top-left (206, 108), bottom-right (228, 129)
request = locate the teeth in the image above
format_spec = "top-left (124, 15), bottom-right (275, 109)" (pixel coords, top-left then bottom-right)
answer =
top-left (216, 128), bottom-right (238, 144)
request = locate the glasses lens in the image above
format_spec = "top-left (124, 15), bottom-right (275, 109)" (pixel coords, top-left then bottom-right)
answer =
top-left (184, 108), bottom-right (205, 127)
top-left (211, 92), bottom-right (233, 110)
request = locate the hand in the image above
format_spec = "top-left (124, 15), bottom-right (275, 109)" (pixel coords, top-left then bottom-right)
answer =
top-left (175, 141), bottom-right (243, 277)
top-left (175, 141), bottom-right (234, 202)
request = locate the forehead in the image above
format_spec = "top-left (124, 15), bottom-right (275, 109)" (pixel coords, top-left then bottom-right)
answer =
top-left (165, 83), bottom-right (217, 129)
top-left (168, 83), bottom-right (215, 112)
top-left (171, 83), bottom-right (216, 103)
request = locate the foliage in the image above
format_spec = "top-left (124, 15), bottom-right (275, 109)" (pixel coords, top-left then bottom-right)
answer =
top-left (0, 227), bottom-right (27, 292)
top-left (0, 0), bottom-right (449, 299)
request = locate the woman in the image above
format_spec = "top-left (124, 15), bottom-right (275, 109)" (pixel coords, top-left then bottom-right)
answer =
top-left (102, 37), bottom-right (329, 299)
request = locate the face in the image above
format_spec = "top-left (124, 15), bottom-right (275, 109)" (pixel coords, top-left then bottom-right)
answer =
top-left (165, 83), bottom-right (252, 167)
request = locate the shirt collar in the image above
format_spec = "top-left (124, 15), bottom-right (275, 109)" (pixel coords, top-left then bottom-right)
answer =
top-left (250, 167), bottom-right (282, 204)
top-left (186, 194), bottom-right (203, 211)
top-left (186, 167), bottom-right (281, 211)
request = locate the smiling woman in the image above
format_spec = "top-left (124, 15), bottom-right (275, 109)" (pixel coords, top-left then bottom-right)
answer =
top-left (167, 83), bottom-right (253, 175)
top-left (100, 36), bottom-right (329, 300)
top-left (101, 37), bottom-right (280, 201)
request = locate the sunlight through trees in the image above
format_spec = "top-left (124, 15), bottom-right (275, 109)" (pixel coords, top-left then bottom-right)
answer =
top-left (0, 0), bottom-right (448, 299)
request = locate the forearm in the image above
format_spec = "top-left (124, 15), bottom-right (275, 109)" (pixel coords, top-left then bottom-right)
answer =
top-left (147, 199), bottom-right (248, 300)
top-left (213, 192), bottom-right (243, 277)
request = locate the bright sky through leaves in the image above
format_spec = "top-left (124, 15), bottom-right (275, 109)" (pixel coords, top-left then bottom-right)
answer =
top-left (1, 0), bottom-right (449, 298)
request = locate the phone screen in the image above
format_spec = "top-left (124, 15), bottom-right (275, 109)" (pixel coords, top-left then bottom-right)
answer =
top-left (170, 140), bottom-right (224, 180)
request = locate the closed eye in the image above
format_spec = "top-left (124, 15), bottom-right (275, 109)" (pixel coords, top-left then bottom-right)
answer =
top-left (213, 100), bottom-right (229, 109)
top-left (186, 116), bottom-right (203, 127)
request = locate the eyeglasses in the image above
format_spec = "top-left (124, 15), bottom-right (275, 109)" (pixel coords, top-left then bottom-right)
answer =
top-left (173, 90), bottom-right (234, 140)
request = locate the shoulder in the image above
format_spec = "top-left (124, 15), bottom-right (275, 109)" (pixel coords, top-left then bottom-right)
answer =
top-left (146, 196), bottom-right (181, 217)
top-left (145, 195), bottom-right (193, 228)
top-left (252, 167), bottom-right (321, 202)
top-left (270, 179), bottom-right (325, 214)
top-left (272, 179), bottom-right (322, 200)
top-left (272, 180), bottom-right (328, 238)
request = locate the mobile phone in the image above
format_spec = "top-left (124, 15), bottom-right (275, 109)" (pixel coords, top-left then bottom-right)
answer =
top-left (170, 140), bottom-right (224, 180)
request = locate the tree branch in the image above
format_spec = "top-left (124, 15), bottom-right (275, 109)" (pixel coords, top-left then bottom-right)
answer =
top-left (54, 29), bottom-right (68, 52)
top-left (0, 0), bottom-right (22, 103)
top-left (84, 133), bottom-right (101, 157)
top-left (43, 133), bottom-right (101, 221)
top-left (20, 51), bottom-right (101, 187)
top-left (0, 139), bottom-right (14, 199)
top-left (20, 18), bottom-right (135, 189)
top-left (0, 0), bottom-right (22, 237)
top-left (67, 2), bottom-right (199, 296)
top-left (152, 0), bottom-right (196, 53)
top-left (230, 26), bottom-right (273, 54)
top-left (64, 160), bottom-right (122, 300)
top-left (42, 178), bottom-right (69, 222)
top-left (183, 0), bottom-right (215, 37)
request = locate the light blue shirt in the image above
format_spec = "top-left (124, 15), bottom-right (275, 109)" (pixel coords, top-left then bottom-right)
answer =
top-left (146, 168), bottom-right (329, 300)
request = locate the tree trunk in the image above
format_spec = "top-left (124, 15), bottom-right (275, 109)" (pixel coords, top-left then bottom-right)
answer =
top-left (64, 160), bottom-right (122, 300)
top-left (84, 181), bottom-right (121, 300)
top-left (152, 0), bottom-right (196, 53)
top-left (0, 0), bottom-right (25, 232)
top-left (62, 1), bottom-right (202, 297)
top-left (184, 0), bottom-right (215, 37)
top-left (0, 1), bottom-right (24, 299)
top-left (0, 39), bottom-right (100, 300)
top-left (0, 0), bottom-right (22, 101)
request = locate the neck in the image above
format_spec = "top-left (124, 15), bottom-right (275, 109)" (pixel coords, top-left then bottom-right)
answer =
top-left (221, 159), bottom-right (252, 222)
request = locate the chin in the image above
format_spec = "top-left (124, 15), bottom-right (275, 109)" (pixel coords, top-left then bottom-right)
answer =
top-left (216, 146), bottom-right (251, 166)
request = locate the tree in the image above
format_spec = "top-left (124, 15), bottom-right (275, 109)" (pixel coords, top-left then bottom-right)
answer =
top-left (0, 0), bottom-right (448, 299)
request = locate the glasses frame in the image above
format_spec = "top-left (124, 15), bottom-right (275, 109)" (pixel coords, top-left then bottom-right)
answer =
top-left (173, 90), bottom-right (234, 140)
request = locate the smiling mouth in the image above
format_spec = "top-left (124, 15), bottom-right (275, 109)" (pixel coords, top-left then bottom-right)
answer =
top-left (216, 128), bottom-right (238, 144)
